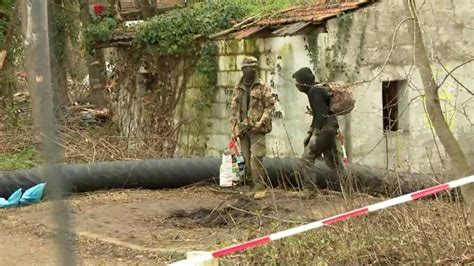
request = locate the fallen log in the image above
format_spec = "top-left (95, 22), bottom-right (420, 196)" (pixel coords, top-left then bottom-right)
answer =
top-left (0, 158), bottom-right (448, 198)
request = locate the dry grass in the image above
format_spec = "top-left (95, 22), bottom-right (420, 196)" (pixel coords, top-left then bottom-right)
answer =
top-left (221, 195), bottom-right (473, 265)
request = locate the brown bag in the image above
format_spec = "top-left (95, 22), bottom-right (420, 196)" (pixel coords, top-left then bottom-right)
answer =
top-left (325, 81), bottom-right (355, 116)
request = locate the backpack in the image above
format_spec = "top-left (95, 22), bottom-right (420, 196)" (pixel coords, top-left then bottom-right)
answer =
top-left (324, 81), bottom-right (355, 116)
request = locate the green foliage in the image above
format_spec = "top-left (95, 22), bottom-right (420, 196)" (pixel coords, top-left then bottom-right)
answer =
top-left (0, 146), bottom-right (40, 170)
top-left (305, 32), bottom-right (320, 78)
top-left (83, 17), bottom-right (118, 53)
top-left (51, 10), bottom-right (77, 62)
top-left (233, 0), bottom-right (309, 17)
top-left (194, 42), bottom-right (219, 111)
top-left (327, 13), bottom-right (353, 81)
top-left (0, 21), bottom-right (7, 46)
top-left (134, 1), bottom-right (247, 56)
top-left (131, 0), bottom-right (247, 112)
top-left (0, 0), bottom-right (15, 45)
top-left (305, 13), bottom-right (354, 82)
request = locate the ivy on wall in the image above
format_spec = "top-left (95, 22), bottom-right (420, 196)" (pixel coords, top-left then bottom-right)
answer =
top-left (306, 10), bottom-right (372, 84)
top-left (305, 13), bottom-right (362, 83)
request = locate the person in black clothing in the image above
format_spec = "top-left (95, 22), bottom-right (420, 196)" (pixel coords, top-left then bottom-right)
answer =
top-left (292, 67), bottom-right (345, 176)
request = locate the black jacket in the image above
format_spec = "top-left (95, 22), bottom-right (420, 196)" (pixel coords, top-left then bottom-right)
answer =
top-left (306, 84), bottom-right (338, 130)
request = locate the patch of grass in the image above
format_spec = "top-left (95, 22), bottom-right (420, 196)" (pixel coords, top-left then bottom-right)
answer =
top-left (0, 145), bottom-right (40, 170)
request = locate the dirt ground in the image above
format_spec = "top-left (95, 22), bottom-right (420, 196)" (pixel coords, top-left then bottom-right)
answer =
top-left (0, 185), bottom-right (381, 265)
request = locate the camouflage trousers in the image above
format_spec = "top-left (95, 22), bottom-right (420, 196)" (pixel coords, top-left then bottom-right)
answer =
top-left (299, 125), bottom-right (347, 186)
top-left (239, 133), bottom-right (267, 189)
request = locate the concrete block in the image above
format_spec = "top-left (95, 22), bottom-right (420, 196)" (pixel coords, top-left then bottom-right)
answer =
top-left (218, 55), bottom-right (237, 71)
top-left (217, 40), bottom-right (244, 55)
top-left (217, 71), bottom-right (241, 87)
top-left (205, 134), bottom-right (233, 156)
top-left (214, 87), bottom-right (231, 103)
top-left (206, 117), bottom-right (231, 135)
top-left (255, 38), bottom-right (266, 53)
top-left (457, 12), bottom-right (474, 30)
top-left (364, 29), bottom-right (395, 49)
top-left (219, 86), bottom-right (234, 97)
top-left (235, 55), bottom-right (249, 70)
top-left (373, 11), bottom-right (395, 28)
top-left (216, 40), bottom-right (227, 55)
top-left (432, 10), bottom-right (456, 26)
top-left (351, 9), bottom-right (370, 26)
top-left (386, 0), bottom-right (405, 9)
top-left (204, 102), bottom-right (230, 119)
top-left (433, 41), bottom-right (471, 61)
top-left (437, 25), bottom-right (464, 43)
top-left (364, 9), bottom-right (380, 31)
top-left (418, 9), bottom-right (436, 26)
top-left (429, 0), bottom-right (455, 10)
top-left (361, 44), bottom-right (413, 66)
top-left (244, 39), bottom-right (259, 54)
top-left (393, 27), bottom-right (413, 46)
top-left (183, 87), bottom-right (201, 103)
top-left (462, 28), bottom-right (474, 43)
top-left (188, 74), bottom-right (206, 87)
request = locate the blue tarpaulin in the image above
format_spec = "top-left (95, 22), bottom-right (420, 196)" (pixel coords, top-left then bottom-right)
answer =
top-left (0, 183), bottom-right (46, 208)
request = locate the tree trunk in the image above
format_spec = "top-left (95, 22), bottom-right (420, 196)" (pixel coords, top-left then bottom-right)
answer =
top-left (406, 0), bottom-right (474, 215)
top-left (0, 1), bottom-right (17, 70)
top-left (79, 0), bottom-right (107, 106)
top-left (0, 0), bottom-right (19, 104)
top-left (88, 49), bottom-right (107, 106)
top-left (48, 0), bottom-right (70, 115)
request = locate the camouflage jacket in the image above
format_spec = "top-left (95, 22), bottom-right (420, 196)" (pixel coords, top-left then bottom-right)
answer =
top-left (230, 78), bottom-right (275, 135)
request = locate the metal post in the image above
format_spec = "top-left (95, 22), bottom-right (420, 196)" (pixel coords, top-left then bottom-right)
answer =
top-left (22, 0), bottom-right (76, 264)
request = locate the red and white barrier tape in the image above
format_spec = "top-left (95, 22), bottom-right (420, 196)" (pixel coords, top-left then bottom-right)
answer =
top-left (169, 175), bottom-right (474, 265)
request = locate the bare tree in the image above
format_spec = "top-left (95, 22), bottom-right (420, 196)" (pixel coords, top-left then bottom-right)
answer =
top-left (48, 0), bottom-right (70, 114)
top-left (406, 0), bottom-right (474, 217)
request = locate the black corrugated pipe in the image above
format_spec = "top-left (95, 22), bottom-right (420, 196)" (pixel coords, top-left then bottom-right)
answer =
top-left (0, 158), bottom-right (445, 198)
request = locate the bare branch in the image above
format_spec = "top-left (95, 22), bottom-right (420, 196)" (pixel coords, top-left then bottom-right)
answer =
top-left (436, 57), bottom-right (474, 95)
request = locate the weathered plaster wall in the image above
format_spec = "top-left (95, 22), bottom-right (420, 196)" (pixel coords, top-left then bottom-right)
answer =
top-left (339, 0), bottom-right (474, 173)
top-left (177, 0), bottom-right (474, 174)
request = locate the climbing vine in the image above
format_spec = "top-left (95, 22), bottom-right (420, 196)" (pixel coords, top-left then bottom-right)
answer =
top-left (194, 42), bottom-right (219, 111)
top-left (305, 32), bottom-right (321, 79)
top-left (305, 13), bottom-right (354, 82)
top-left (83, 17), bottom-right (118, 54)
top-left (327, 13), bottom-right (353, 81)
top-left (349, 11), bottom-right (369, 82)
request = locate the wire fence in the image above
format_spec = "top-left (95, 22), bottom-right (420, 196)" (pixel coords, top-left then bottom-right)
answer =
top-left (23, 0), bottom-right (76, 264)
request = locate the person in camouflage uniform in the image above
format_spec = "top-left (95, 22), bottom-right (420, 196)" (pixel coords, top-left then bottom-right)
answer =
top-left (230, 56), bottom-right (275, 195)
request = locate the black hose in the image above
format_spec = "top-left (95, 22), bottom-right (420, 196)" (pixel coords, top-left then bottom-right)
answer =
top-left (0, 157), bottom-right (441, 198)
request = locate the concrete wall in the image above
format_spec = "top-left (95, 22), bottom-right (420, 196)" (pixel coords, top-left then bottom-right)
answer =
top-left (177, 0), bottom-right (474, 174)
